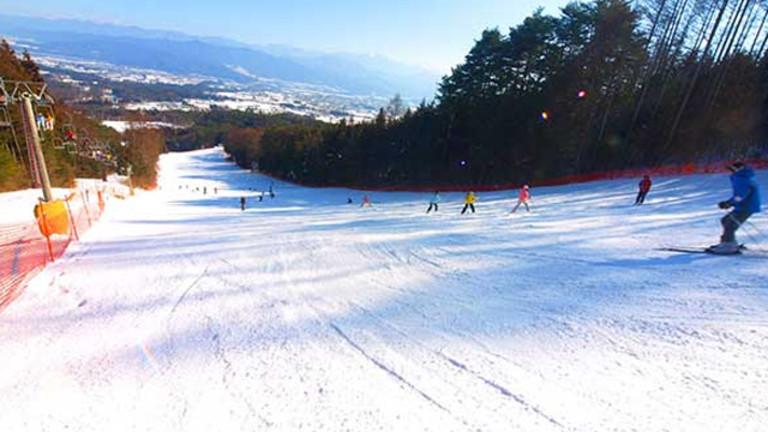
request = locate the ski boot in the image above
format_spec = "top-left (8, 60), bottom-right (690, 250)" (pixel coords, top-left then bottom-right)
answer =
top-left (706, 242), bottom-right (741, 255)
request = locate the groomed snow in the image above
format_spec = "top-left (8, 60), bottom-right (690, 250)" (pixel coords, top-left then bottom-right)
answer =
top-left (102, 121), bottom-right (180, 134)
top-left (1, 148), bottom-right (767, 431)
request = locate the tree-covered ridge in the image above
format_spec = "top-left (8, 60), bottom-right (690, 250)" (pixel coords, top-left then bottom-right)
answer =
top-left (165, 108), bottom-right (320, 152)
top-left (223, 0), bottom-right (768, 187)
top-left (0, 40), bottom-right (104, 192)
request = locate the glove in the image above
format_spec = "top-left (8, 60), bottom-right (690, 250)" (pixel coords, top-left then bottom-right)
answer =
top-left (718, 201), bottom-right (732, 209)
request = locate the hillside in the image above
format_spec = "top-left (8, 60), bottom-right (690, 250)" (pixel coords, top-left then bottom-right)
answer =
top-left (1, 148), bottom-right (766, 431)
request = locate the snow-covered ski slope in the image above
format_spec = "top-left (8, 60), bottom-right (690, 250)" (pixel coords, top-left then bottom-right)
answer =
top-left (2, 148), bottom-right (767, 432)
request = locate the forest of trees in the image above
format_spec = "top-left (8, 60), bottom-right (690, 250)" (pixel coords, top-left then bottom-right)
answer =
top-left (223, 0), bottom-right (768, 187)
top-left (164, 108), bottom-right (320, 152)
top-left (0, 41), bottom-right (164, 192)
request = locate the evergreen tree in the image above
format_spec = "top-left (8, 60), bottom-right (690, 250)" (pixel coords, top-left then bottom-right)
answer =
top-left (218, 0), bottom-right (767, 189)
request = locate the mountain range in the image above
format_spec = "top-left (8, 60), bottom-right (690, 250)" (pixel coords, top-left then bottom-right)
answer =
top-left (0, 14), bottom-right (440, 100)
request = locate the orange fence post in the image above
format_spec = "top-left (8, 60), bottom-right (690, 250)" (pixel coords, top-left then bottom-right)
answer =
top-left (97, 190), bottom-right (105, 214)
top-left (64, 198), bottom-right (79, 241)
top-left (81, 191), bottom-right (93, 227)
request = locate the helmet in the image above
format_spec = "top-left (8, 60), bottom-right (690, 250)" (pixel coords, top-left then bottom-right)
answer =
top-left (727, 161), bottom-right (745, 172)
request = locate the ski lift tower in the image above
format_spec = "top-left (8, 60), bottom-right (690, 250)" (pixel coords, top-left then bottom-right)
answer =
top-left (10, 81), bottom-right (55, 202)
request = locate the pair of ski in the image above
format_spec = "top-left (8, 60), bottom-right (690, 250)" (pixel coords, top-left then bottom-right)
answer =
top-left (658, 245), bottom-right (768, 258)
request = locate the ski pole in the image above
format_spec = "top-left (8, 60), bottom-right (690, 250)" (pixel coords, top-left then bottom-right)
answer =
top-left (742, 220), bottom-right (766, 243)
top-left (741, 229), bottom-right (762, 247)
top-left (729, 214), bottom-right (763, 246)
top-left (743, 219), bottom-right (765, 235)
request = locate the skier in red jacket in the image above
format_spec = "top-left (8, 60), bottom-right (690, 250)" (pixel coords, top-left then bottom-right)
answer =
top-left (634, 175), bottom-right (652, 205)
top-left (512, 185), bottom-right (531, 213)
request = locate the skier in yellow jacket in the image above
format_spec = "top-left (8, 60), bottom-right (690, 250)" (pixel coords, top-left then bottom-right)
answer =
top-left (461, 191), bottom-right (477, 214)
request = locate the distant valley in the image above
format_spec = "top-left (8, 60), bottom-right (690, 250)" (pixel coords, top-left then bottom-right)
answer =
top-left (1, 14), bottom-right (441, 121)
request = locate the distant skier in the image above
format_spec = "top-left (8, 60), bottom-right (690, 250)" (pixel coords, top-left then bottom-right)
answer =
top-left (511, 185), bottom-right (531, 213)
top-left (204, 186), bottom-right (207, 195)
top-left (708, 161), bottom-right (761, 254)
top-left (361, 195), bottom-right (372, 207)
top-left (461, 191), bottom-right (477, 214)
top-left (240, 196), bottom-right (246, 211)
top-left (426, 191), bottom-right (440, 213)
top-left (347, 197), bottom-right (353, 204)
top-left (634, 175), bottom-right (652, 205)
top-left (269, 182), bottom-right (275, 198)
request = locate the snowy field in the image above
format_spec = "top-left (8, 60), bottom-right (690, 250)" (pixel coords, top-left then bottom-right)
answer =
top-left (1, 148), bottom-right (767, 432)
top-left (0, 178), bottom-right (121, 226)
top-left (0, 188), bottom-right (73, 225)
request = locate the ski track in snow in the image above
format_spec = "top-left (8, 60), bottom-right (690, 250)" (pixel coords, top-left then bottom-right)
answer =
top-left (327, 322), bottom-right (454, 416)
top-left (2, 148), bottom-right (768, 431)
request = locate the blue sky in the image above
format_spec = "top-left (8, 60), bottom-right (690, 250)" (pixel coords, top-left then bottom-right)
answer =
top-left (2, 0), bottom-right (573, 73)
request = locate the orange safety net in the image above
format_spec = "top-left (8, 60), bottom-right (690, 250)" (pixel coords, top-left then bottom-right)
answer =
top-left (321, 158), bottom-right (768, 192)
top-left (0, 185), bottom-right (127, 315)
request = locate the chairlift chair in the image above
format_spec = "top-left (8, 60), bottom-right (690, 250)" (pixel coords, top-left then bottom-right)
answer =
top-left (11, 82), bottom-right (51, 104)
top-left (0, 107), bottom-right (11, 128)
top-left (33, 93), bottom-right (56, 133)
top-left (0, 79), bottom-right (24, 162)
top-left (51, 137), bottom-right (78, 156)
top-left (0, 85), bottom-right (11, 128)
top-left (90, 142), bottom-right (110, 152)
top-left (62, 123), bottom-right (78, 143)
top-left (62, 130), bottom-right (93, 156)
top-left (12, 83), bottom-right (57, 135)
top-left (52, 137), bottom-right (67, 150)
top-left (80, 137), bottom-right (93, 151)
top-left (65, 141), bottom-right (79, 155)
top-left (0, 77), bottom-right (9, 106)
top-left (0, 85), bottom-right (8, 108)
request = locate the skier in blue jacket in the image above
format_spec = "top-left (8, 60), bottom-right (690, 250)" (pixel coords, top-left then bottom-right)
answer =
top-left (426, 191), bottom-right (441, 213)
top-left (708, 161), bottom-right (762, 254)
